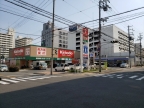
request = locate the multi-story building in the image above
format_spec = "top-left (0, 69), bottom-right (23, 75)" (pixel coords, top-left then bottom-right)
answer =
top-left (41, 21), bottom-right (68, 49)
top-left (74, 24), bottom-right (135, 66)
top-left (15, 36), bottom-right (33, 48)
top-left (0, 28), bottom-right (15, 58)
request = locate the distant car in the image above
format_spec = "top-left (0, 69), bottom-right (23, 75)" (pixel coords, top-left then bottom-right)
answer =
top-left (120, 63), bottom-right (129, 68)
top-left (0, 64), bottom-right (8, 72)
top-left (55, 63), bottom-right (69, 71)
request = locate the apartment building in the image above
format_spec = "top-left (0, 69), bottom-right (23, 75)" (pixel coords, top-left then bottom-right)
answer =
top-left (0, 28), bottom-right (15, 58)
top-left (41, 21), bottom-right (68, 49)
top-left (15, 36), bottom-right (33, 48)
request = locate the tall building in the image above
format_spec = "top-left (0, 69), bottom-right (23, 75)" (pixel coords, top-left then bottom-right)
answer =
top-left (0, 28), bottom-right (15, 58)
top-left (41, 21), bottom-right (68, 49)
top-left (74, 25), bottom-right (135, 65)
top-left (15, 36), bottom-right (33, 48)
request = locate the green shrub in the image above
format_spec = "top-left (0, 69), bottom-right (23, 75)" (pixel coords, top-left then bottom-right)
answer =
top-left (9, 66), bottom-right (19, 72)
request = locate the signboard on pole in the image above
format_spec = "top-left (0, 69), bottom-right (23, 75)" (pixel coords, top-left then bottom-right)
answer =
top-left (83, 28), bottom-right (88, 42)
top-left (83, 45), bottom-right (88, 57)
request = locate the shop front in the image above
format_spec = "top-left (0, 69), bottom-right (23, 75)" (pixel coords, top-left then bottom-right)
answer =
top-left (8, 45), bottom-right (80, 69)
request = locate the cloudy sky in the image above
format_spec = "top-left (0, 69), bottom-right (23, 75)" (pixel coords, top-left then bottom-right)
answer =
top-left (0, 0), bottom-right (144, 46)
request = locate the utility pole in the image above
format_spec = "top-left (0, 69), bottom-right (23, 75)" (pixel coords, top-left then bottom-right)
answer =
top-left (50, 0), bottom-right (55, 75)
top-left (98, 0), bottom-right (110, 73)
top-left (137, 33), bottom-right (143, 67)
top-left (128, 26), bottom-right (134, 68)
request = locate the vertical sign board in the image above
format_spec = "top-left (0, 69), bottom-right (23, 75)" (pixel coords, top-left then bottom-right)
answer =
top-left (83, 28), bottom-right (88, 42)
top-left (83, 45), bottom-right (88, 58)
top-left (25, 48), bottom-right (30, 56)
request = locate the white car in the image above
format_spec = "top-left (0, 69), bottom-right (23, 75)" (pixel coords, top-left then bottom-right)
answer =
top-left (55, 63), bottom-right (69, 71)
top-left (0, 64), bottom-right (8, 72)
top-left (120, 63), bottom-right (129, 68)
top-left (70, 64), bottom-right (84, 70)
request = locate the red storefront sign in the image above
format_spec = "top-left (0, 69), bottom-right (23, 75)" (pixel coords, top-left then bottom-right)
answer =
top-left (37, 47), bottom-right (46, 55)
top-left (13, 48), bottom-right (25, 56)
top-left (83, 28), bottom-right (88, 42)
top-left (58, 49), bottom-right (74, 58)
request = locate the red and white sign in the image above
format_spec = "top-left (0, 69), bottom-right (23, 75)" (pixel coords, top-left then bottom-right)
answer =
top-left (25, 48), bottom-right (30, 55)
top-left (83, 28), bottom-right (88, 42)
top-left (58, 49), bottom-right (74, 58)
top-left (13, 48), bottom-right (24, 56)
top-left (83, 28), bottom-right (88, 37)
top-left (37, 47), bottom-right (46, 55)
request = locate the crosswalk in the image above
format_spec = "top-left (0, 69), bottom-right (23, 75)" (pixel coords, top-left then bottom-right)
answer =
top-left (94, 73), bottom-right (144, 81)
top-left (0, 75), bottom-right (61, 85)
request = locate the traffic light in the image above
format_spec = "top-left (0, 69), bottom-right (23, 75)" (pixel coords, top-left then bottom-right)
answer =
top-left (55, 50), bottom-right (57, 54)
top-left (111, 40), bottom-right (118, 43)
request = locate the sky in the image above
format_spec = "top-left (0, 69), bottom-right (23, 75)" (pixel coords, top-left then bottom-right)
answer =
top-left (0, 0), bottom-right (144, 46)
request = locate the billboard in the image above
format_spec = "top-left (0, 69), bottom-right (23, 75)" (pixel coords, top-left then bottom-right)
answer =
top-left (13, 48), bottom-right (25, 56)
top-left (83, 28), bottom-right (88, 42)
top-left (83, 45), bottom-right (88, 57)
top-left (69, 24), bottom-right (77, 32)
top-left (58, 49), bottom-right (74, 58)
top-left (37, 47), bottom-right (46, 56)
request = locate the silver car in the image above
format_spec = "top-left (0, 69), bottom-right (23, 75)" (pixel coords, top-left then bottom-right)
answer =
top-left (120, 63), bottom-right (129, 68)
top-left (0, 65), bottom-right (9, 72)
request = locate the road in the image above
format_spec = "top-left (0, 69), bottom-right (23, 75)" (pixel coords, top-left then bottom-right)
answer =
top-left (0, 69), bottom-right (144, 108)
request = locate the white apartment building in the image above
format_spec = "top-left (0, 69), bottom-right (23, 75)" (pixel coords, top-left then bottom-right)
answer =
top-left (15, 36), bottom-right (33, 48)
top-left (0, 28), bottom-right (15, 58)
top-left (73, 25), bottom-right (135, 65)
top-left (41, 21), bottom-right (68, 49)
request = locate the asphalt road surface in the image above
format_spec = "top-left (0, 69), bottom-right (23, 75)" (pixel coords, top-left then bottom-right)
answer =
top-left (0, 71), bottom-right (144, 108)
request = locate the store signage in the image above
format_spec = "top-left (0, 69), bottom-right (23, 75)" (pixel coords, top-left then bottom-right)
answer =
top-left (58, 49), bottom-right (74, 58)
top-left (13, 48), bottom-right (24, 56)
top-left (37, 47), bottom-right (46, 55)
top-left (83, 45), bottom-right (88, 57)
top-left (69, 24), bottom-right (77, 32)
top-left (83, 28), bottom-right (88, 42)
top-left (25, 48), bottom-right (30, 55)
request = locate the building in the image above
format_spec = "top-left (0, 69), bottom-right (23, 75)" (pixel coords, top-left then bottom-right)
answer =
top-left (0, 28), bottom-right (15, 58)
top-left (41, 21), bottom-right (68, 49)
top-left (134, 43), bottom-right (144, 65)
top-left (15, 36), bottom-right (33, 48)
top-left (74, 24), bottom-right (136, 66)
top-left (7, 45), bottom-right (80, 68)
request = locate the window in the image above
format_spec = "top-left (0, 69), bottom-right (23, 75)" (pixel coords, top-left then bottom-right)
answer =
top-left (59, 40), bottom-right (62, 43)
top-left (59, 35), bottom-right (62, 39)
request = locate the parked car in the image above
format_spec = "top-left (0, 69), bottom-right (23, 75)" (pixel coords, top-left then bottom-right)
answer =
top-left (70, 64), bottom-right (84, 70)
top-left (55, 63), bottom-right (69, 71)
top-left (0, 64), bottom-right (8, 72)
top-left (120, 63), bottom-right (129, 68)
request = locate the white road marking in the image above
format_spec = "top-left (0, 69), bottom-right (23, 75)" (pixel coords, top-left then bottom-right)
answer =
top-left (129, 75), bottom-right (138, 79)
top-left (116, 74), bottom-right (123, 76)
top-left (117, 77), bottom-right (123, 78)
top-left (10, 78), bottom-right (27, 81)
top-left (94, 74), bottom-right (105, 77)
top-left (0, 81), bottom-right (10, 85)
top-left (2, 79), bottom-right (19, 83)
top-left (136, 76), bottom-right (144, 81)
